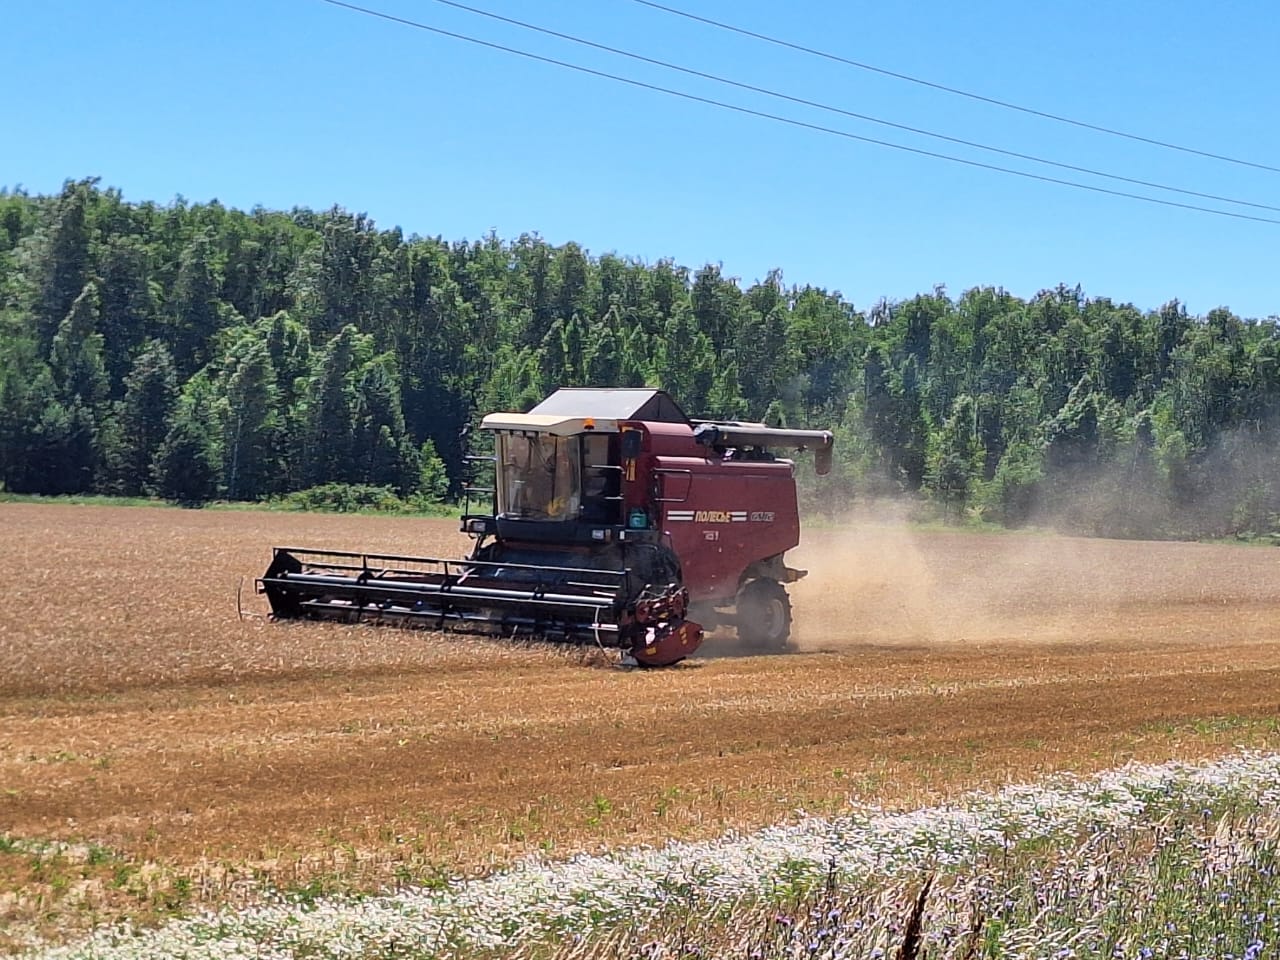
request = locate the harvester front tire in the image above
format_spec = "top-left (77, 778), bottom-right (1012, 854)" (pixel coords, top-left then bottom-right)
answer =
top-left (735, 578), bottom-right (793, 653)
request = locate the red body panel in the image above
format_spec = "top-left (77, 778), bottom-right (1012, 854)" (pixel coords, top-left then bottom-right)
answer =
top-left (622, 420), bottom-right (800, 603)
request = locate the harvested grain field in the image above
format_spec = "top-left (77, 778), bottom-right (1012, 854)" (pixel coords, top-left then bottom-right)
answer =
top-left (2, 502), bottom-right (1279, 947)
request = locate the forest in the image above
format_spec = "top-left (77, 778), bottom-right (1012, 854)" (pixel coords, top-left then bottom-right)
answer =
top-left (2, 178), bottom-right (1278, 539)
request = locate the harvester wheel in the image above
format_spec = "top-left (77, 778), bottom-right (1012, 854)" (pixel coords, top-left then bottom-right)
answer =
top-left (735, 578), bottom-right (792, 652)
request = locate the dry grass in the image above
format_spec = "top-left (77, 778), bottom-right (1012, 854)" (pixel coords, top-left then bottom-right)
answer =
top-left (3, 503), bottom-right (1280, 949)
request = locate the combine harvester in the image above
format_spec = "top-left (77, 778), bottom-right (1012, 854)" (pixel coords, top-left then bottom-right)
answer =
top-left (258, 389), bottom-right (833, 666)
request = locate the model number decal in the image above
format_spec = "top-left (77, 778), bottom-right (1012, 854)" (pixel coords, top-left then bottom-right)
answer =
top-left (668, 510), bottom-right (768, 523)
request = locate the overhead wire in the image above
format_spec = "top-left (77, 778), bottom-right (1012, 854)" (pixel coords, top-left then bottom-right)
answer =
top-left (413, 0), bottom-right (1280, 214)
top-left (631, 0), bottom-right (1280, 176)
top-left (317, 0), bottom-right (1280, 225)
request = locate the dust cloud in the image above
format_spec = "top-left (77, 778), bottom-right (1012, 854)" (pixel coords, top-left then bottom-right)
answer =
top-left (782, 503), bottom-right (1278, 652)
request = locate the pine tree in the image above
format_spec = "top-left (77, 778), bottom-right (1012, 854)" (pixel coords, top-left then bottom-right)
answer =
top-left (925, 394), bottom-right (983, 514)
top-left (220, 339), bottom-right (280, 500)
top-left (0, 339), bottom-right (54, 492)
top-left (168, 229), bottom-right (222, 374)
top-left (153, 408), bottom-right (219, 504)
top-left (113, 340), bottom-right (179, 495)
top-left (736, 304), bottom-right (793, 418)
top-left (705, 359), bottom-right (747, 420)
top-left (988, 439), bottom-right (1044, 526)
top-left (32, 180), bottom-right (93, 352)
top-left (584, 323), bottom-right (621, 386)
top-left (50, 281), bottom-right (109, 409)
top-left (302, 325), bottom-right (360, 486)
top-left (417, 439), bottom-right (449, 501)
top-left (292, 209), bottom-right (379, 336)
top-left (353, 356), bottom-right (414, 490)
top-left (96, 235), bottom-right (157, 392)
top-left (43, 282), bottom-right (109, 488)
top-left (690, 264), bottom-right (741, 351)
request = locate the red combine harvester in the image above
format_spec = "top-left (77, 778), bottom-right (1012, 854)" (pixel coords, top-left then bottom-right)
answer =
top-left (258, 389), bottom-right (833, 666)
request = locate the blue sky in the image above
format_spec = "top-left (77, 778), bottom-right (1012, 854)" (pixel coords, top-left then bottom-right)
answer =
top-left (5, 0), bottom-right (1278, 317)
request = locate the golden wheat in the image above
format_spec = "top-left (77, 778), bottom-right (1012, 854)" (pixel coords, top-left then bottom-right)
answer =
top-left (3, 502), bottom-right (1280, 948)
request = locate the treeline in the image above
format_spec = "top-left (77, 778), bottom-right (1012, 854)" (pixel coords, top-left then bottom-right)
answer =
top-left (2, 179), bottom-right (1279, 537)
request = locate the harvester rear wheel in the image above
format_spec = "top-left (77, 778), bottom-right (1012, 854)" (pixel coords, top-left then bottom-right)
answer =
top-left (735, 578), bottom-right (793, 652)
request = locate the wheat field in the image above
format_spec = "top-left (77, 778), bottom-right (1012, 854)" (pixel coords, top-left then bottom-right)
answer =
top-left (2, 502), bottom-right (1279, 948)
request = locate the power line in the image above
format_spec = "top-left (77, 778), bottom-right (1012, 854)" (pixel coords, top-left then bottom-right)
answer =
top-left (417, 0), bottom-right (1280, 214)
top-left (317, 0), bottom-right (1280, 225)
top-left (632, 0), bottom-right (1280, 176)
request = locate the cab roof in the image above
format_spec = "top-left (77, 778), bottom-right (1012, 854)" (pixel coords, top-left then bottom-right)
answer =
top-left (528, 388), bottom-right (690, 424)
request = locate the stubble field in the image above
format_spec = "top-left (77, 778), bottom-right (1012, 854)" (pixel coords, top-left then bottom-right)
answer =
top-left (2, 502), bottom-right (1279, 949)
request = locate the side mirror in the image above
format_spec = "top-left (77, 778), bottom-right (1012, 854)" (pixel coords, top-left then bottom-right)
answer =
top-left (621, 429), bottom-right (643, 460)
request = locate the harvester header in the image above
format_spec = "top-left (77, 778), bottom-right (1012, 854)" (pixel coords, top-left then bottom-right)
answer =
top-left (259, 388), bottom-right (833, 666)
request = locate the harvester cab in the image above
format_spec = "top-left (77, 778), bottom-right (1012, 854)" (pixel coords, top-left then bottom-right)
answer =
top-left (259, 388), bottom-right (833, 666)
